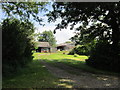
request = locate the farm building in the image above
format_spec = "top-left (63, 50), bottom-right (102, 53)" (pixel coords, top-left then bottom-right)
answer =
top-left (36, 42), bottom-right (51, 53)
top-left (57, 43), bottom-right (75, 51)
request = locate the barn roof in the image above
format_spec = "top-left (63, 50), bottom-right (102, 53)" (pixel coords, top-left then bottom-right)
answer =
top-left (57, 42), bottom-right (75, 47)
top-left (57, 43), bottom-right (67, 47)
top-left (37, 42), bottom-right (50, 47)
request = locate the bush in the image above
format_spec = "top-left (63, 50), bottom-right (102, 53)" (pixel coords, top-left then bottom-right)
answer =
top-left (68, 45), bottom-right (89, 55)
top-left (86, 41), bottom-right (120, 72)
top-left (2, 18), bottom-right (34, 76)
top-left (68, 48), bottom-right (75, 55)
top-left (74, 54), bottom-right (79, 57)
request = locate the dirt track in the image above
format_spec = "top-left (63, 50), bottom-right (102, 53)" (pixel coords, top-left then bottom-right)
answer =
top-left (40, 60), bottom-right (120, 88)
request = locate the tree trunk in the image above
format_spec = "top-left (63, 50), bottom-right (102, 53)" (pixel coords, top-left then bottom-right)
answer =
top-left (112, 22), bottom-right (119, 56)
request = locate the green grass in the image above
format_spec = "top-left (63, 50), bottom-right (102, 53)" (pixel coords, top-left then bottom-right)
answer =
top-left (2, 60), bottom-right (58, 88)
top-left (3, 52), bottom-right (85, 88)
top-left (33, 52), bottom-right (120, 76)
top-left (3, 52), bottom-right (119, 88)
top-left (33, 52), bottom-right (88, 60)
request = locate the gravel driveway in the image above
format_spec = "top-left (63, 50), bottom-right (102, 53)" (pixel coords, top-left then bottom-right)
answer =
top-left (40, 60), bottom-right (120, 88)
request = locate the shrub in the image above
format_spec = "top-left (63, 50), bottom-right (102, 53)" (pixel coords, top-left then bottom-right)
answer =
top-left (86, 41), bottom-right (120, 72)
top-left (68, 48), bottom-right (75, 55)
top-left (2, 18), bottom-right (34, 76)
top-left (74, 54), bottom-right (79, 57)
top-left (68, 45), bottom-right (89, 55)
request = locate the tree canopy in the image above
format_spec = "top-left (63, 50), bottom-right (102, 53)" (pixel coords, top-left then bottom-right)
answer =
top-left (38, 30), bottom-right (56, 47)
top-left (2, 2), bottom-right (48, 24)
top-left (47, 2), bottom-right (120, 53)
top-left (47, 2), bottom-right (120, 72)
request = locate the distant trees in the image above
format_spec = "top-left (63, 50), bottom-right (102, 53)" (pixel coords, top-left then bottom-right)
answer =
top-left (38, 31), bottom-right (56, 47)
top-left (47, 2), bottom-right (120, 72)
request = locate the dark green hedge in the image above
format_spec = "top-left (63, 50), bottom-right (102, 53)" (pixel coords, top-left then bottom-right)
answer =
top-left (68, 45), bottom-right (89, 56)
top-left (86, 41), bottom-right (120, 72)
top-left (2, 18), bottom-right (34, 76)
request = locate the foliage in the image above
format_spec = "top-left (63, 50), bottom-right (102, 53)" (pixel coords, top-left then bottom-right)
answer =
top-left (70, 23), bottom-right (111, 46)
top-left (68, 40), bottom-right (97, 56)
top-left (2, 2), bottom-right (50, 76)
top-left (68, 45), bottom-right (89, 56)
top-left (38, 30), bottom-right (56, 46)
top-left (74, 54), bottom-right (79, 57)
top-left (2, 18), bottom-right (34, 76)
top-left (2, 2), bottom-right (48, 24)
top-left (65, 41), bottom-right (72, 43)
top-left (47, 2), bottom-right (120, 46)
top-left (47, 2), bottom-right (120, 72)
top-left (86, 41), bottom-right (120, 72)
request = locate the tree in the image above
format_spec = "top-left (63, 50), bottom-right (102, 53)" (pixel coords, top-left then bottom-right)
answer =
top-left (2, 18), bottom-right (35, 76)
top-left (38, 31), bottom-right (56, 47)
top-left (1, 2), bottom-right (49, 76)
top-left (47, 2), bottom-right (120, 72)
top-left (47, 2), bottom-right (120, 51)
top-left (2, 2), bottom-right (48, 24)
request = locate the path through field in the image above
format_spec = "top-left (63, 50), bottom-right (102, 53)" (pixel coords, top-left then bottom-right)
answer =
top-left (40, 60), bottom-right (120, 88)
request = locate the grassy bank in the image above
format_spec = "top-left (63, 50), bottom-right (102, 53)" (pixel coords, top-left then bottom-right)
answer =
top-left (2, 60), bottom-right (58, 88)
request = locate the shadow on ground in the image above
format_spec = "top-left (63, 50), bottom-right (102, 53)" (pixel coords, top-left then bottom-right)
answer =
top-left (39, 59), bottom-right (120, 88)
top-left (3, 59), bottom-right (120, 88)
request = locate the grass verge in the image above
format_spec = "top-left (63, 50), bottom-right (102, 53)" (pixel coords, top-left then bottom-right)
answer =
top-left (2, 60), bottom-right (58, 88)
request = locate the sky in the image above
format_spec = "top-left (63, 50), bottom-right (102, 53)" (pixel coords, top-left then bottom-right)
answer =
top-left (34, 2), bottom-right (76, 44)
top-left (34, 17), bottom-right (76, 44)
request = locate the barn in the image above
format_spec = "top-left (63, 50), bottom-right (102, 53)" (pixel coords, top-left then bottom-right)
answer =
top-left (57, 43), bottom-right (75, 51)
top-left (36, 42), bottom-right (51, 53)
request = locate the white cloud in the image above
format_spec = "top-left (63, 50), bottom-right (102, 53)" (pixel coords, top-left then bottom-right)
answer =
top-left (54, 29), bottom-right (75, 44)
top-left (35, 23), bottom-right (75, 44)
